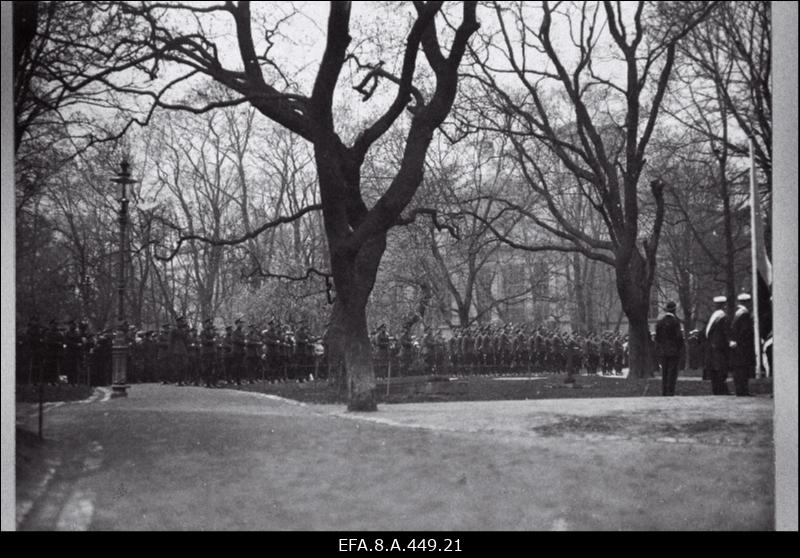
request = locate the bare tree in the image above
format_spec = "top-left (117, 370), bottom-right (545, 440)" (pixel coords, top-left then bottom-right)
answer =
top-left (663, 1), bottom-right (771, 194)
top-left (462, 1), bottom-right (714, 377)
top-left (662, 0), bottom-right (771, 320)
top-left (653, 139), bottom-right (751, 329)
top-left (107, 2), bottom-right (479, 410)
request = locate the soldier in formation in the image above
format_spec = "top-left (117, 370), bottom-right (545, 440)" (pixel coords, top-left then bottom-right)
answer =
top-left (200, 318), bottom-right (218, 387)
top-left (372, 324), bottom-right (391, 378)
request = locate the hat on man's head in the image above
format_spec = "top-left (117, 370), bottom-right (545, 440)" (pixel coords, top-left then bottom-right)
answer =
top-left (737, 293), bottom-right (752, 302)
top-left (665, 301), bottom-right (677, 313)
top-left (713, 296), bottom-right (727, 304)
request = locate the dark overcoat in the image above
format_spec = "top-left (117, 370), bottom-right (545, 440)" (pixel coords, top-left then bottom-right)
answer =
top-left (729, 307), bottom-right (755, 375)
top-left (704, 311), bottom-right (729, 372)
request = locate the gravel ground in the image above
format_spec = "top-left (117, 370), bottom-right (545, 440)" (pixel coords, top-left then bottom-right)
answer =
top-left (15, 383), bottom-right (774, 531)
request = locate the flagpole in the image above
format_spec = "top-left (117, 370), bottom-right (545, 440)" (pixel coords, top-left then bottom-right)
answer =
top-left (749, 138), bottom-right (763, 378)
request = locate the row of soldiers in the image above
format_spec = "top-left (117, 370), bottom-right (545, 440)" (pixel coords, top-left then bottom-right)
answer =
top-left (16, 315), bottom-right (325, 387)
top-left (17, 317), bottom-right (112, 386)
top-left (371, 323), bottom-right (628, 377)
top-left (145, 316), bottom-right (322, 387)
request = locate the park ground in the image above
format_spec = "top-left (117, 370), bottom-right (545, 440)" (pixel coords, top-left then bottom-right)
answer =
top-left (14, 374), bottom-right (774, 531)
top-left (229, 370), bottom-right (774, 405)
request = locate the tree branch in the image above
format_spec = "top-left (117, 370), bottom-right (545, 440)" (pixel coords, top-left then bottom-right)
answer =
top-left (154, 203), bottom-right (323, 261)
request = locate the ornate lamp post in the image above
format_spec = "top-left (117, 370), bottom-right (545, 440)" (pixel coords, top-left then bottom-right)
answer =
top-left (110, 157), bottom-right (137, 397)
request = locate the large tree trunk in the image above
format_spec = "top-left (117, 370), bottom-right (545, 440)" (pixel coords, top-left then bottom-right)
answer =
top-left (617, 250), bottom-right (655, 379)
top-left (326, 234), bottom-right (387, 412)
top-left (324, 299), bottom-right (347, 392)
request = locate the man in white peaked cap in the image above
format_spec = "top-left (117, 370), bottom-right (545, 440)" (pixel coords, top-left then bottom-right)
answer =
top-left (704, 296), bottom-right (730, 395)
top-left (729, 293), bottom-right (755, 396)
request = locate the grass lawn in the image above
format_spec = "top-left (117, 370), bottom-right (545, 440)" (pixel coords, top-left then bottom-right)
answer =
top-left (232, 372), bottom-right (773, 405)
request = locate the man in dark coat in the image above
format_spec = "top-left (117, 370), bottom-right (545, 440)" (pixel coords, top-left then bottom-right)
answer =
top-left (200, 319), bottom-right (217, 387)
top-left (295, 323), bottom-right (313, 382)
top-left (141, 331), bottom-right (156, 383)
top-left (375, 324), bottom-right (390, 378)
top-left (264, 320), bottom-right (281, 382)
top-left (231, 318), bottom-right (246, 386)
top-left (613, 334), bottom-right (625, 376)
top-left (188, 327), bottom-right (201, 385)
top-left (170, 316), bottom-right (190, 385)
top-left (421, 327), bottom-right (436, 375)
top-left (655, 301), bottom-right (685, 396)
top-left (94, 330), bottom-right (112, 386)
top-left (399, 328), bottom-right (415, 375)
top-left (564, 333), bottom-right (580, 384)
top-left (600, 334), bottom-right (612, 375)
top-left (704, 296), bottom-right (730, 395)
top-left (24, 316), bottom-right (43, 385)
top-left (246, 324), bottom-right (262, 383)
top-left (551, 333), bottom-right (564, 374)
top-left (513, 328), bottom-right (528, 374)
top-left (156, 325), bottom-right (171, 383)
top-left (221, 325), bottom-right (234, 384)
top-left (585, 334), bottom-right (600, 376)
top-left (448, 328), bottom-right (460, 373)
top-left (729, 293), bottom-right (755, 396)
top-left (460, 327), bottom-right (475, 375)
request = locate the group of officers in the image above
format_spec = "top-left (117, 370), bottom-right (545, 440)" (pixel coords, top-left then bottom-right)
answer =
top-left (16, 315), bottom-right (323, 388)
top-left (655, 293), bottom-right (760, 397)
top-left (370, 323), bottom-right (628, 378)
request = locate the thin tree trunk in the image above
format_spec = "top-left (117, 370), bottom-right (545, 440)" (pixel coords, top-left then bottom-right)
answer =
top-left (572, 253), bottom-right (586, 331)
top-left (718, 134), bottom-right (738, 317)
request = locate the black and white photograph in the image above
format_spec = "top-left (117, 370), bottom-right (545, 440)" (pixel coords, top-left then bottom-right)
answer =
top-left (1, 1), bottom-right (796, 534)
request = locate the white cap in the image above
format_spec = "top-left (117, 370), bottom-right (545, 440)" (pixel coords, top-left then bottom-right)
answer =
top-left (713, 296), bottom-right (727, 303)
top-left (737, 293), bottom-right (752, 301)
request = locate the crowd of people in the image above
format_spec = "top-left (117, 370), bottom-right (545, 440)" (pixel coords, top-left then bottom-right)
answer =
top-left (16, 292), bottom-right (766, 396)
top-left (370, 323), bottom-right (628, 378)
top-left (16, 315), bottom-right (323, 388)
top-left (15, 315), bottom-right (632, 388)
